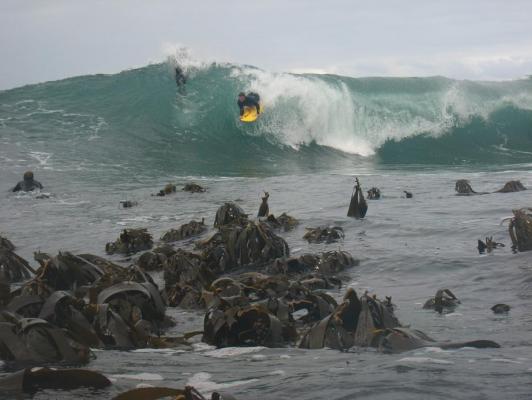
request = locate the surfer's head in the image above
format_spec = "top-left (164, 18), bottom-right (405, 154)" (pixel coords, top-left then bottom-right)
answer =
top-left (23, 171), bottom-right (34, 181)
top-left (238, 92), bottom-right (245, 101)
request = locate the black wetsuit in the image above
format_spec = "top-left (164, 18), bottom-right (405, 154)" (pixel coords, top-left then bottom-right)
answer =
top-left (175, 66), bottom-right (187, 93)
top-left (238, 93), bottom-right (261, 116)
top-left (12, 179), bottom-right (43, 192)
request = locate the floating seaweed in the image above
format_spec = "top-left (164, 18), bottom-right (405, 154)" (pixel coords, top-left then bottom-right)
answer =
top-left (303, 226), bottom-right (344, 243)
top-left (508, 208), bottom-right (532, 252)
top-left (214, 202), bottom-right (248, 228)
top-left (496, 180), bottom-right (526, 193)
top-left (257, 191), bottom-right (269, 217)
top-left (347, 177), bottom-right (368, 219)
top-left (367, 187), bottom-right (381, 200)
top-left (266, 213), bottom-right (299, 231)
top-left (423, 288), bottom-right (461, 313)
top-left (455, 179), bottom-right (480, 195)
top-left (105, 228), bottom-right (153, 255)
top-left (183, 182), bottom-right (206, 193)
top-left (161, 219), bottom-right (206, 242)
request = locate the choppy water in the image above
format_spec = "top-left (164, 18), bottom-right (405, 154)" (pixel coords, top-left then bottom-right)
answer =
top-left (1, 167), bottom-right (532, 399)
top-left (1, 60), bottom-right (532, 399)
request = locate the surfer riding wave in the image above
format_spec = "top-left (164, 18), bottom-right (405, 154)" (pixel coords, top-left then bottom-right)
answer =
top-left (237, 92), bottom-right (261, 117)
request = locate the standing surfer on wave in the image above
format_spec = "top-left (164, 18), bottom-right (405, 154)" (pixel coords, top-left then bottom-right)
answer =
top-left (175, 65), bottom-right (187, 94)
top-left (237, 92), bottom-right (261, 116)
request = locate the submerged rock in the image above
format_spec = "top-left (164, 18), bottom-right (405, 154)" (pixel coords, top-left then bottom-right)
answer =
top-left (105, 228), bottom-right (153, 255)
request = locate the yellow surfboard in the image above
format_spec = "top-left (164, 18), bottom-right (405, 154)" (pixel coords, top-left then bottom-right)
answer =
top-left (240, 104), bottom-right (263, 123)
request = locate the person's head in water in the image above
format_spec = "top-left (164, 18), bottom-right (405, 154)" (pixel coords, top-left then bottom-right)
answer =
top-left (12, 170), bottom-right (43, 192)
top-left (238, 92), bottom-right (246, 102)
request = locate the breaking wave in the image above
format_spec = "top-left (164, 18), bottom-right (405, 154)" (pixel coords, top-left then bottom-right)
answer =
top-left (1, 56), bottom-right (532, 176)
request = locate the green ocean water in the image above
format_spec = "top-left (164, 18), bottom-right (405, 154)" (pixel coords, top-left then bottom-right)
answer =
top-left (1, 62), bottom-right (532, 179)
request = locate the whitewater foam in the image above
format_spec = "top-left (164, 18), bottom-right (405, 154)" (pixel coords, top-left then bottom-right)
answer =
top-left (186, 372), bottom-right (259, 394)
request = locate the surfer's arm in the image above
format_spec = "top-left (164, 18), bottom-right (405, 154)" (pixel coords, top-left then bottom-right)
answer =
top-left (12, 183), bottom-right (21, 192)
top-left (255, 102), bottom-right (261, 114)
top-left (238, 102), bottom-right (244, 116)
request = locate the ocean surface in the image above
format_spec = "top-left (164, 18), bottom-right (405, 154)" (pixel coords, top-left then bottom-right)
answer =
top-left (0, 60), bottom-right (531, 399)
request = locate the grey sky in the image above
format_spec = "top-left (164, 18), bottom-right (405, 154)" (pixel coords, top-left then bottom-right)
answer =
top-left (1, 0), bottom-right (532, 89)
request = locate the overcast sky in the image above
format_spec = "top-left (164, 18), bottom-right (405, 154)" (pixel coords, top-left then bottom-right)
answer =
top-left (1, 0), bottom-right (532, 89)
